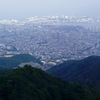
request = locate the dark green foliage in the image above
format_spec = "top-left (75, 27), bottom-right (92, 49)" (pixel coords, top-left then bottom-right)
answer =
top-left (0, 54), bottom-right (42, 69)
top-left (46, 56), bottom-right (100, 87)
top-left (0, 65), bottom-right (99, 100)
top-left (0, 68), bottom-right (12, 75)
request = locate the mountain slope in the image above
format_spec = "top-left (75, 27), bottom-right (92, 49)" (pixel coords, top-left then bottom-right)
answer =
top-left (0, 54), bottom-right (42, 69)
top-left (47, 56), bottom-right (100, 87)
top-left (0, 65), bottom-right (99, 100)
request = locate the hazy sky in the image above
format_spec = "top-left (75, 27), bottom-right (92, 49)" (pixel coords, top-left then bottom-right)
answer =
top-left (0, 0), bottom-right (100, 20)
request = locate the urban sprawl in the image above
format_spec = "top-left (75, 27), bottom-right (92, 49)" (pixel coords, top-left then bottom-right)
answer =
top-left (0, 15), bottom-right (100, 65)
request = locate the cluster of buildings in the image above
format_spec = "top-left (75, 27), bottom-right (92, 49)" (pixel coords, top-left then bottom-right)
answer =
top-left (27, 15), bottom-right (100, 24)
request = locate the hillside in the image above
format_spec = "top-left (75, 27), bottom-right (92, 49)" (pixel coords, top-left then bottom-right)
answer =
top-left (0, 54), bottom-right (42, 69)
top-left (47, 56), bottom-right (100, 87)
top-left (0, 65), bottom-right (100, 100)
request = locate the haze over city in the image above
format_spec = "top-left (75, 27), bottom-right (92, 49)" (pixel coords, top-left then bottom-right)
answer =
top-left (0, 0), bottom-right (100, 20)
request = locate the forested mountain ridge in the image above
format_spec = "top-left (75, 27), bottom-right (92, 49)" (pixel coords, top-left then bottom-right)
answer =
top-left (47, 56), bottom-right (100, 87)
top-left (0, 65), bottom-right (100, 100)
top-left (0, 54), bottom-right (42, 69)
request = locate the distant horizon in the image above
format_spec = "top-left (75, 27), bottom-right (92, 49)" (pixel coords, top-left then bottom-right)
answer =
top-left (0, 14), bottom-right (99, 21)
top-left (0, 0), bottom-right (100, 21)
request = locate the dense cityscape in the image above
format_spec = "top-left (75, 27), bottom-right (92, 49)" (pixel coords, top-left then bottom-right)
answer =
top-left (0, 15), bottom-right (100, 65)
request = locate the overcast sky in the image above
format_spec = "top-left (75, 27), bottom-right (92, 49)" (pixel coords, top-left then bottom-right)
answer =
top-left (0, 0), bottom-right (100, 20)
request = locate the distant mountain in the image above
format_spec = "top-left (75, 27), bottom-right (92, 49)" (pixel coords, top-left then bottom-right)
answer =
top-left (47, 56), bottom-right (100, 87)
top-left (0, 65), bottom-right (100, 100)
top-left (0, 54), bottom-right (42, 69)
